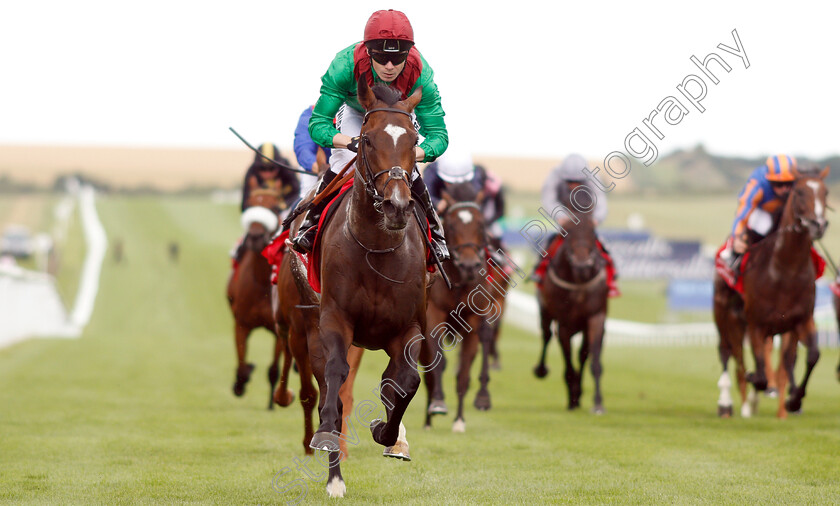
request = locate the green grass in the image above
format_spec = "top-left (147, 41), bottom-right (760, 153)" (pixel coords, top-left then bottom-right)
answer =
top-left (1, 195), bottom-right (839, 504)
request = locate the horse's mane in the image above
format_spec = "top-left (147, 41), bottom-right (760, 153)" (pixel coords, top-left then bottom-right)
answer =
top-left (371, 84), bottom-right (402, 106)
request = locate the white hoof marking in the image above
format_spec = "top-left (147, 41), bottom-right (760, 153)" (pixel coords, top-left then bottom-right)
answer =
top-left (326, 476), bottom-right (345, 498)
top-left (452, 419), bottom-right (466, 433)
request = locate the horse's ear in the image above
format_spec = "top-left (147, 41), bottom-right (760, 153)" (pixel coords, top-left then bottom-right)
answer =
top-left (402, 85), bottom-right (422, 112)
top-left (358, 76), bottom-right (376, 110)
top-left (820, 165), bottom-right (831, 181)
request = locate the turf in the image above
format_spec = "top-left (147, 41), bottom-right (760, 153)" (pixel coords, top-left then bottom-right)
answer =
top-left (1, 195), bottom-right (839, 505)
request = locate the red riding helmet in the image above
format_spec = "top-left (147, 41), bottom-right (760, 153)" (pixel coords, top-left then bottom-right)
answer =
top-left (364, 9), bottom-right (414, 52)
top-left (765, 154), bottom-right (797, 182)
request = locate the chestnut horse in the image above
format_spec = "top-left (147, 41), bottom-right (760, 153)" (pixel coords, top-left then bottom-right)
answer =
top-left (306, 80), bottom-right (429, 498)
top-left (271, 189), bottom-right (364, 458)
top-left (226, 189), bottom-right (294, 409)
top-left (533, 208), bottom-right (609, 414)
top-left (421, 182), bottom-right (494, 432)
top-left (714, 168), bottom-right (829, 418)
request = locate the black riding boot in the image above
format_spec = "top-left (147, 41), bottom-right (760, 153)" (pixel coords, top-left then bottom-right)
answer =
top-left (411, 175), bottom-right (450, 262)
top-left (290, 171), bottom-right (338, 253)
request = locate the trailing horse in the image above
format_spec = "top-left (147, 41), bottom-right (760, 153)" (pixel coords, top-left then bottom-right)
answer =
top-left (533, 208), bottom-right (609, 414)
top-left (421, 181), bottom-right (495, 432)
top-left (714, 167), bottom-right (829, 418)
top-left (270, 191), bottom-right (365, 458)
top-left (225, 189), bottom-right (294, 409)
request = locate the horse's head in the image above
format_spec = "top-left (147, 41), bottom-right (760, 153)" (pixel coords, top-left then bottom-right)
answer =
top-left (558, 212), bottom-right (602, 284)
top-left (441, 182), bottom-right (487, 283)
top-left (787, 166), bottom-right (830, 240)
top-left (241, 189), bottom-right (281, 251)
top-left (357, 77), bottom-right (421, 230)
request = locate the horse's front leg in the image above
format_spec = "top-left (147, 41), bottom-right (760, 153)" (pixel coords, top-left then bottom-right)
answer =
top-left (453, 315), bottom-right (481, 432)
top-left (310, 317), bottom-right (351, 452)
top-left (233, 324), bottom-right (255, 397)
top-left (473, 319), bottom-right (493, 411)
top-left (785, 319), bottom-right (820, 415)
top-left (269, 324), bottom-right (295, 409)
top-left (557, 324), bottom-right (578, 410)
top-left (745, 326), bottom-right (768, 392)
top-left (586, 312), bottom-right (607, 414)
top-left (533, 303), bottom-right (552, 378)
top-left (371, 325), bottom-right (422, 459)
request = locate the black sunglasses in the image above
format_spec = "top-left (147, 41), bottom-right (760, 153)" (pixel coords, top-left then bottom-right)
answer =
top-left (369, 50), bottom-right (409, 66)
top-left (770, 181), bottom-right (793, 187)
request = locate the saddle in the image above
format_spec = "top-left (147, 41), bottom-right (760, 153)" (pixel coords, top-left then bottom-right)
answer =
top-left (715, 238), bottom-right (826, 295)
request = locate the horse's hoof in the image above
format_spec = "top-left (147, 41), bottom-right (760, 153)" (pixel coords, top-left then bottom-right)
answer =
top-left (474, 392), bottom-right (491, 411)
top-left (383, 440), bottom-right (411, 461)
top-left (427, 400), bottom-right (448, 415)
top-left (741, 403), bottom-right (752, 418)
top-left (784, 397), bottom-right (803, 414)
top-left (452, 419), bottom-right (466, 433)
top-left (273, 388), bottom-right (295, 407)
top-left (764, 387), bottom-right (778, 398)
top-left (309, 431), bottom-right (341, 452)
top-left (591, 405), bottom-right (605, 415)
top-left (718, 405), bottom-right (733, 418)
top-left (490, 360), bottom-right (501, 371)
top-left (326, 476), bottom-right (346, 498)
top-left (534, 364), bottom-right (549, 379)
top-left (232, 383), bottom-right (246, 397)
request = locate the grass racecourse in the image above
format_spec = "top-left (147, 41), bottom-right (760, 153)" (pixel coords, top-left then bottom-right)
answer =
top-left (1, 195), bottom-right (840, 505)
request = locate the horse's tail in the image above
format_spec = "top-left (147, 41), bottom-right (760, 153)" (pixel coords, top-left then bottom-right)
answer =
top-left (289, 249), bottom-right (320, 307)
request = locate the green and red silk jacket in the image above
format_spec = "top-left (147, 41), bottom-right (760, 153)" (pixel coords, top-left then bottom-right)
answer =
top-left (308, 42), bottom-right (448, 163)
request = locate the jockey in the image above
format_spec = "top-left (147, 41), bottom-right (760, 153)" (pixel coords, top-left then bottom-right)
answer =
top-left (293, 105), bottom-right (331, 198)
top-left (423, 148), bottom-right (508, 248)
top-left (721, 154), bottom-right (797, 270)
top-left (531, 154), bottom-right (619, 296)
top-left (289, 9), bottom-right (450, 263)
top-left (233, 143), bottom-right (298, 264)
top-left (240, 143), bottom-right (299, 213)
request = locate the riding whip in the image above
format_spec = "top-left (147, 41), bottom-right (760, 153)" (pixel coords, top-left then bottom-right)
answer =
top-left (229, 127), bottom-right (317, 176)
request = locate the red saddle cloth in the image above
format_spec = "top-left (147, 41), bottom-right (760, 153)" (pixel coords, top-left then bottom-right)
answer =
top-left (534, 235), bottom-right (620, 297)
top-left (294, 179), bottom-right (434, 294)
top-left (714, 237), bottom-right (826, 295)
top-left (261, 230), bottom-right (290, 285)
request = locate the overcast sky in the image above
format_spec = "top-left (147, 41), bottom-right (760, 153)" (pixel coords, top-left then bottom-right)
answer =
top-left (2, 1), bottom-right (837, 162)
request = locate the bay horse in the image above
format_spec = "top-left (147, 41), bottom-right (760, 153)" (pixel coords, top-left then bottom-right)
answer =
top-left (225, 189), bottom-right (294, 409)
top-left (420, 181), bottom-right (494, 432)
top-left (271, 187), bottom-right (365, 458)
top-left (533, 207), bottom-right (609, 414)
top-left (714, 167), bottom-right (829, 418)
top-left (306, 79), bottom-right (429, 498)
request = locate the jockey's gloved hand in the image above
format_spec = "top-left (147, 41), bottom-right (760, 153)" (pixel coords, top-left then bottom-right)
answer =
top-left (346, 136), bottom-right (361, 153)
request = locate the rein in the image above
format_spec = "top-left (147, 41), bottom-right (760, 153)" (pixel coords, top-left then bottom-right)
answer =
top-left (343, 221), bottom-right (407, 284)
top-left (338, 106), bottom-right (415, 285)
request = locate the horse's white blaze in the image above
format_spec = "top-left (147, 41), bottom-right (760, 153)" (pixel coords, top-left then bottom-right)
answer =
top-left (717, 371), bottom-right (732, 407)
top-left (326, 476), bottom-right (346, 498)
top-left (457, 209), bottom-right (473, 224)
top-left (807, 180), bottom-right (824, 218)
top-left (452, 418), bottom-right (466, 433)
top-left (384, 124), bottom-right (407, 147)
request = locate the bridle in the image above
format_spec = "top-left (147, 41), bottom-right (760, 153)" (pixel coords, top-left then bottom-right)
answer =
top-left (443, 201), bottom-right (487, 261)
top-left (357, 107), bottom-right (415, 213)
